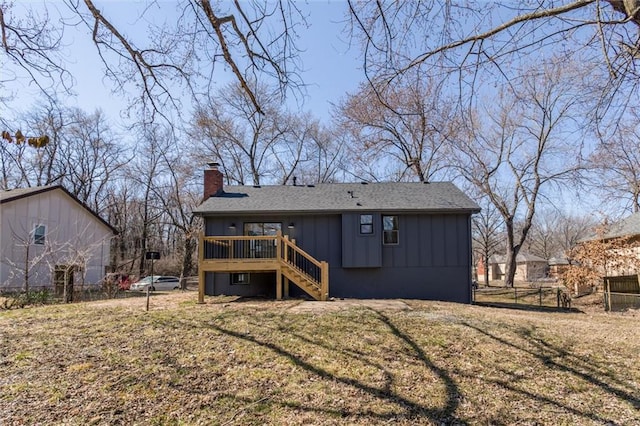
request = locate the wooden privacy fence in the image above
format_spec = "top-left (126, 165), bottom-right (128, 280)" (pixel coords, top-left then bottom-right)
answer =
top-left (604, 275), bottom-right (640, 312)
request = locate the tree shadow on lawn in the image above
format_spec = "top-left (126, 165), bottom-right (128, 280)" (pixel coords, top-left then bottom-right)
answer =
top-left (205, 311), bottom-right (467, 424)
top-left (461, 321), bottom-right (639, 423)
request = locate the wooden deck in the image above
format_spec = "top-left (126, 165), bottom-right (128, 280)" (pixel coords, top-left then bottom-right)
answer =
top-left (198, 232), bottom-right (329, 302)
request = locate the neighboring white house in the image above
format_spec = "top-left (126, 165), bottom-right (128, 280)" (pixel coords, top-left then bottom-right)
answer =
top-left (0, 186), bottom-right (115, 292)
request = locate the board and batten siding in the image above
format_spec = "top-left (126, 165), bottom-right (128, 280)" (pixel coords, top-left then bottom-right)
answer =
top-left (342, 213), bottom-right (382, 268)
top-left (203, 212), bottom-right (473, 303)
top-left (332, 213), bottom-right (472, 302)
top-left (0, 189), bottom-right (114, 289)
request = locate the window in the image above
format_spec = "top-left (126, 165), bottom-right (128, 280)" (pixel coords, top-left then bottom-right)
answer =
top-left (244, 222), bottom-right (282, 236)
top-left (382, 215), bottom-right (399, 245)
top-left (33, 224), bottom-right (46, 245)
top-left (244, 223), bottom-right (281, 258)
top-left (231, 273), bottom-right (250, 285)
top-left (360, 214), bottom-right (373, 234)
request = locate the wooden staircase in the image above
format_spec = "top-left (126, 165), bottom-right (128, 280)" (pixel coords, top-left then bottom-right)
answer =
top-left (198, 232), bottom-right (329, 302)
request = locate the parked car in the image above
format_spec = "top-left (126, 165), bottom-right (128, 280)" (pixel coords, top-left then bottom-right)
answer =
top-left (130, 276), bottom-right (180, 292)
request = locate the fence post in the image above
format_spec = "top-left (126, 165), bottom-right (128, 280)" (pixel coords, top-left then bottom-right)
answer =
top-left (539, 287), bottom-right (542, 306)
top-left (514, 287), bottom-right (517, 304)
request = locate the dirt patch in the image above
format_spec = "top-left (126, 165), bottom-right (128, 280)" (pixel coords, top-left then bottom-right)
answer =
top-left (288, 298), bottom-right (412, 313)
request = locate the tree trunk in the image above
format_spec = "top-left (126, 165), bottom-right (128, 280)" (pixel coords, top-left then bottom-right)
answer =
top-left (503, 220), bottom-right (520, 287)
top-left (483, 253), bottom-right (490, 285)
top-left (504, 250), bottom-right (518, 287)
top-left (24, 243), bottom-right (30, 294)
top-left (180, 236), bottom-right (194, 290)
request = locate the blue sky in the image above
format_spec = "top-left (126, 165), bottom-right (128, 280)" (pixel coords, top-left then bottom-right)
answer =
top-left (6, 1), bottom-right (362, 125)
top-left (3, 1), bottom-right (630, 219)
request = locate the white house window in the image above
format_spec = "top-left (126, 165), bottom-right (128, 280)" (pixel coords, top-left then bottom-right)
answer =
top-left (33, 224), bottom-right (46, 245)
top-left (382, 215), bottom-right (399, 245)
top-left (360, 214), bottom-right (373, 234)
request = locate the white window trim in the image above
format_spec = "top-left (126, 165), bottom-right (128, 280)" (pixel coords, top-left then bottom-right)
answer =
top-left (382, 215), bottom-right (399, 245)
top-left (33, 224), bottom-right (46, 245)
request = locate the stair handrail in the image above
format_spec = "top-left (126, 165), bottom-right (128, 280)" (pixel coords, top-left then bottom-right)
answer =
top-left (281, 235), bottom-right (323, 270)
top-left (279, 234), bottom-right (328, 300)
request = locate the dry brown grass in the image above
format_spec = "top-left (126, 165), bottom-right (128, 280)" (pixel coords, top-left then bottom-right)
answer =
top-left (1, 292), bottom-right (639, 425)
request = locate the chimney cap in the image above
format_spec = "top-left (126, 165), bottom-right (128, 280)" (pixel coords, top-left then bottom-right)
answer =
top-left (207, 162), bottom-right (220, 169)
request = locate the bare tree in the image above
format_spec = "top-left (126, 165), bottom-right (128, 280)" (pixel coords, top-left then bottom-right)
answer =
top-left (270, 112), bottom-right (312, 185)
top-left (298, 122), bottom-right (346, 184)
top-left (589, 107), bottom-right (640, 212)
top-left (472, 199), bottom-right (503, 285)
top-left (454, 58), bottom-right (586, 287)
top-left (125, 125), bottom-right (166, 276)
top-left (2, 220), bottom-right (111, 302)
top-left (60, 108), bottom-right (129, 215)
top-left (525, 209), bottom-right (596, 260)
top-left (347, 1), bottom-right (640, 122)
top-left (152, 135), bottom-right (202, 288)
top-left (1, 1), bottom-right (306, 117)
top-left (336, 71), bottom-right (458, 182)
top-left (1, 101), bottom-right (67, 189)
top-left (104, 183), bottom-right (136, 273)
top-left (2, 224), bottom-right (52, 294)
top-left (192, 81), bottom-right (287, 185)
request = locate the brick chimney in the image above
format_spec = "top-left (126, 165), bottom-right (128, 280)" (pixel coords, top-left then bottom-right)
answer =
top-left (203, 162), bottom-right (223, 200)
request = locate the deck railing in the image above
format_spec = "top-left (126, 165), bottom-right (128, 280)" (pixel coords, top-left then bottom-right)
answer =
top-left (199, 231), bottom-right (328, 301)
top-left (202, 235), bottom-right (279, 260)
top-left (281, 235), bottom-right (323, 287)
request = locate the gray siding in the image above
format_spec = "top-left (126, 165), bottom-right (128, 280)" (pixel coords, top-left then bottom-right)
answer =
top-left (203, 212), bottom-right (472, 303)
top-left (207, 272), bottom-right (276, 298)
top-left (342, 213), bottom-right (381, 268)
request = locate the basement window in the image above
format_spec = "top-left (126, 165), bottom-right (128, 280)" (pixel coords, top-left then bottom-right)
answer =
top-left (33, 224), bottom-right (46, 245)
top-left (231, 273), bottom-right (250, 285)
top-left (382, 215), bottom-right (399, 245)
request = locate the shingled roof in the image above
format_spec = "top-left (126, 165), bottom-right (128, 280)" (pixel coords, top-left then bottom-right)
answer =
top-left (582, 212), bottom-right (640, 241)
top-left (193, 182), bottom-right (480, 215)
top-left (0, 185), bottom-right (117, 233)
top-left (0, 186), bottom-right (56, 202)
top-left (490, 253), bottom-right (548, 264)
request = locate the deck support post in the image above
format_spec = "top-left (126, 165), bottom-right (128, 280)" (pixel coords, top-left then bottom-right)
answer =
top-left (276, 271), bottom-right (283, 300)
top-left (284, 277), bottom-right (290, 298)
top-left (321, 261), bottom-right (329, 301)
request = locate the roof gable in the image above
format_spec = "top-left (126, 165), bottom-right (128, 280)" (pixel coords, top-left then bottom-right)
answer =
top-left (1, 185), bottom-right (117, 234)
top-left (193, 182), bottom-right (480, 215)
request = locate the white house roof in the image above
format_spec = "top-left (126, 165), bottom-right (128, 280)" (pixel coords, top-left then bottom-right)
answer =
top-left (490, 253), bottom-right (548, 264)
top-left (0, 186), bottom-right (53, 202)
top-left (193, 182), bottom-right (480, 215)
top-left (0, 185), bottom-right (117, 234)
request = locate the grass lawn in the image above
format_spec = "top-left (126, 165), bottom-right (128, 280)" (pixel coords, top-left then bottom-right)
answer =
top-left (1, 293), bottom-right (638, 425)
